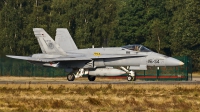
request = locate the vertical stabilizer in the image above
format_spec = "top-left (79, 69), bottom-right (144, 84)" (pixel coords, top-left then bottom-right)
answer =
top-left (33, 28), bottom-right (67, 55)
top-left (55, 28), bottom-right (78, 51)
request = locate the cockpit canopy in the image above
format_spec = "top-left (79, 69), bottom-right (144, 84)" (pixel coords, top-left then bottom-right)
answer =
top-left (121, 44), bottom-right (152, 52)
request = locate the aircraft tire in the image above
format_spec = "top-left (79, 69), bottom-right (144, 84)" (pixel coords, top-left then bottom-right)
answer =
top-left (67, 74), bottom-right (75, 81)
top-left (88, 75), bottom-right (96, 81)
top-left (127, 76), bottom-right (133, 81)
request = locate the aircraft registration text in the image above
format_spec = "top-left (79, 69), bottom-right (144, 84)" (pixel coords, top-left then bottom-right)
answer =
top-left (148, 59), bottom-right (160, 63)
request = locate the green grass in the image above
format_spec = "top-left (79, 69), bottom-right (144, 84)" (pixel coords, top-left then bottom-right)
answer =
top-left (0, 84), bottom-right (200, 111)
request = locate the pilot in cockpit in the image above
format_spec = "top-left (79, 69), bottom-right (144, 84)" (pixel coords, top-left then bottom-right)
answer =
top-left (134, 45), bottom-right (140, 51)
top-left (135, 46), bottom-right (138, 51)
top-left (130, 45), bottom-right (138, 51)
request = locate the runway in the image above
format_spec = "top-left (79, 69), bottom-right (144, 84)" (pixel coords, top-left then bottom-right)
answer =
top-left (0, 76), bottom-right (199, 84)
top-left (0, 78), bottom-right (200, 85)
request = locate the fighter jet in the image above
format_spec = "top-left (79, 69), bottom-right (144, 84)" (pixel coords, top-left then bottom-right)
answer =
top-left (6, 28), bottom-right (184, 81)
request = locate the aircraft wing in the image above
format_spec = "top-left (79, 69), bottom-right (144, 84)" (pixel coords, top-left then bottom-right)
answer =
top-left (6, 53), bottom-right (146, 62)
top-left (6, 55), bottom-right (92, 62)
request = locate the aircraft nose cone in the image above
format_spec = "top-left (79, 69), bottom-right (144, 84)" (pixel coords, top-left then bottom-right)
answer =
top-left (179, 61), bottom-right (184, 66)
top-left (165, 57), bottom-right (184, 66)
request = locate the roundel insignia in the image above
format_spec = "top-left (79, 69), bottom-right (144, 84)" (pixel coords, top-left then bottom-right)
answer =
top-left (48, 43), bottom-right (54, 49)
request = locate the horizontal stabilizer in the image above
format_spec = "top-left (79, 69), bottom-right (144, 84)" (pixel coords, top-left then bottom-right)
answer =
top-left (6, 55), bottom-right (32, 60)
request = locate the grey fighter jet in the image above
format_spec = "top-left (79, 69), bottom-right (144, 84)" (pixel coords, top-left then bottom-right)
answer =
top-left (6, 28), bottom-right (184, 81)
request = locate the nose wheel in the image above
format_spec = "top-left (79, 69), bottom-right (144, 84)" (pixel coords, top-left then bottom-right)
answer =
top-left (127, 76), bottom-right (136, 81)
top-left (127, 71), bottom-right (136, 81)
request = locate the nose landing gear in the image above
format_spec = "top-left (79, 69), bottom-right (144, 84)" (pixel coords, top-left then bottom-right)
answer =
top-left (127, 70), bottom-right (136, 81)
top-left (120, 66), bottom-right (136, 81)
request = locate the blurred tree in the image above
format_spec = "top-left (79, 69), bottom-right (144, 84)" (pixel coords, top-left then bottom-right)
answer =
top-left (117, 0), bottom-right (146, 46)
top-left (166, 0), bottom-right (200, 70)
top-left (143, 0), bottom-right (170, 54)
top-left (0, 1), bottom-right (23, 55)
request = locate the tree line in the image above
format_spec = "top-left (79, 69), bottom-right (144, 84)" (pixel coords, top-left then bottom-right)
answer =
top-left (0, 0), bottom-right (199, 71)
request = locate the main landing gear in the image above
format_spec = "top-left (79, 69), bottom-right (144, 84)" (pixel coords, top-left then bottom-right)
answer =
top-left (66, 69), bottom-right (96, 81)
top-left (67, 74), bottom-right (75, 81)
top-left (67, 68), bottom-right (84, 81)
top-left (88, 75), bottom-right (96, 81)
